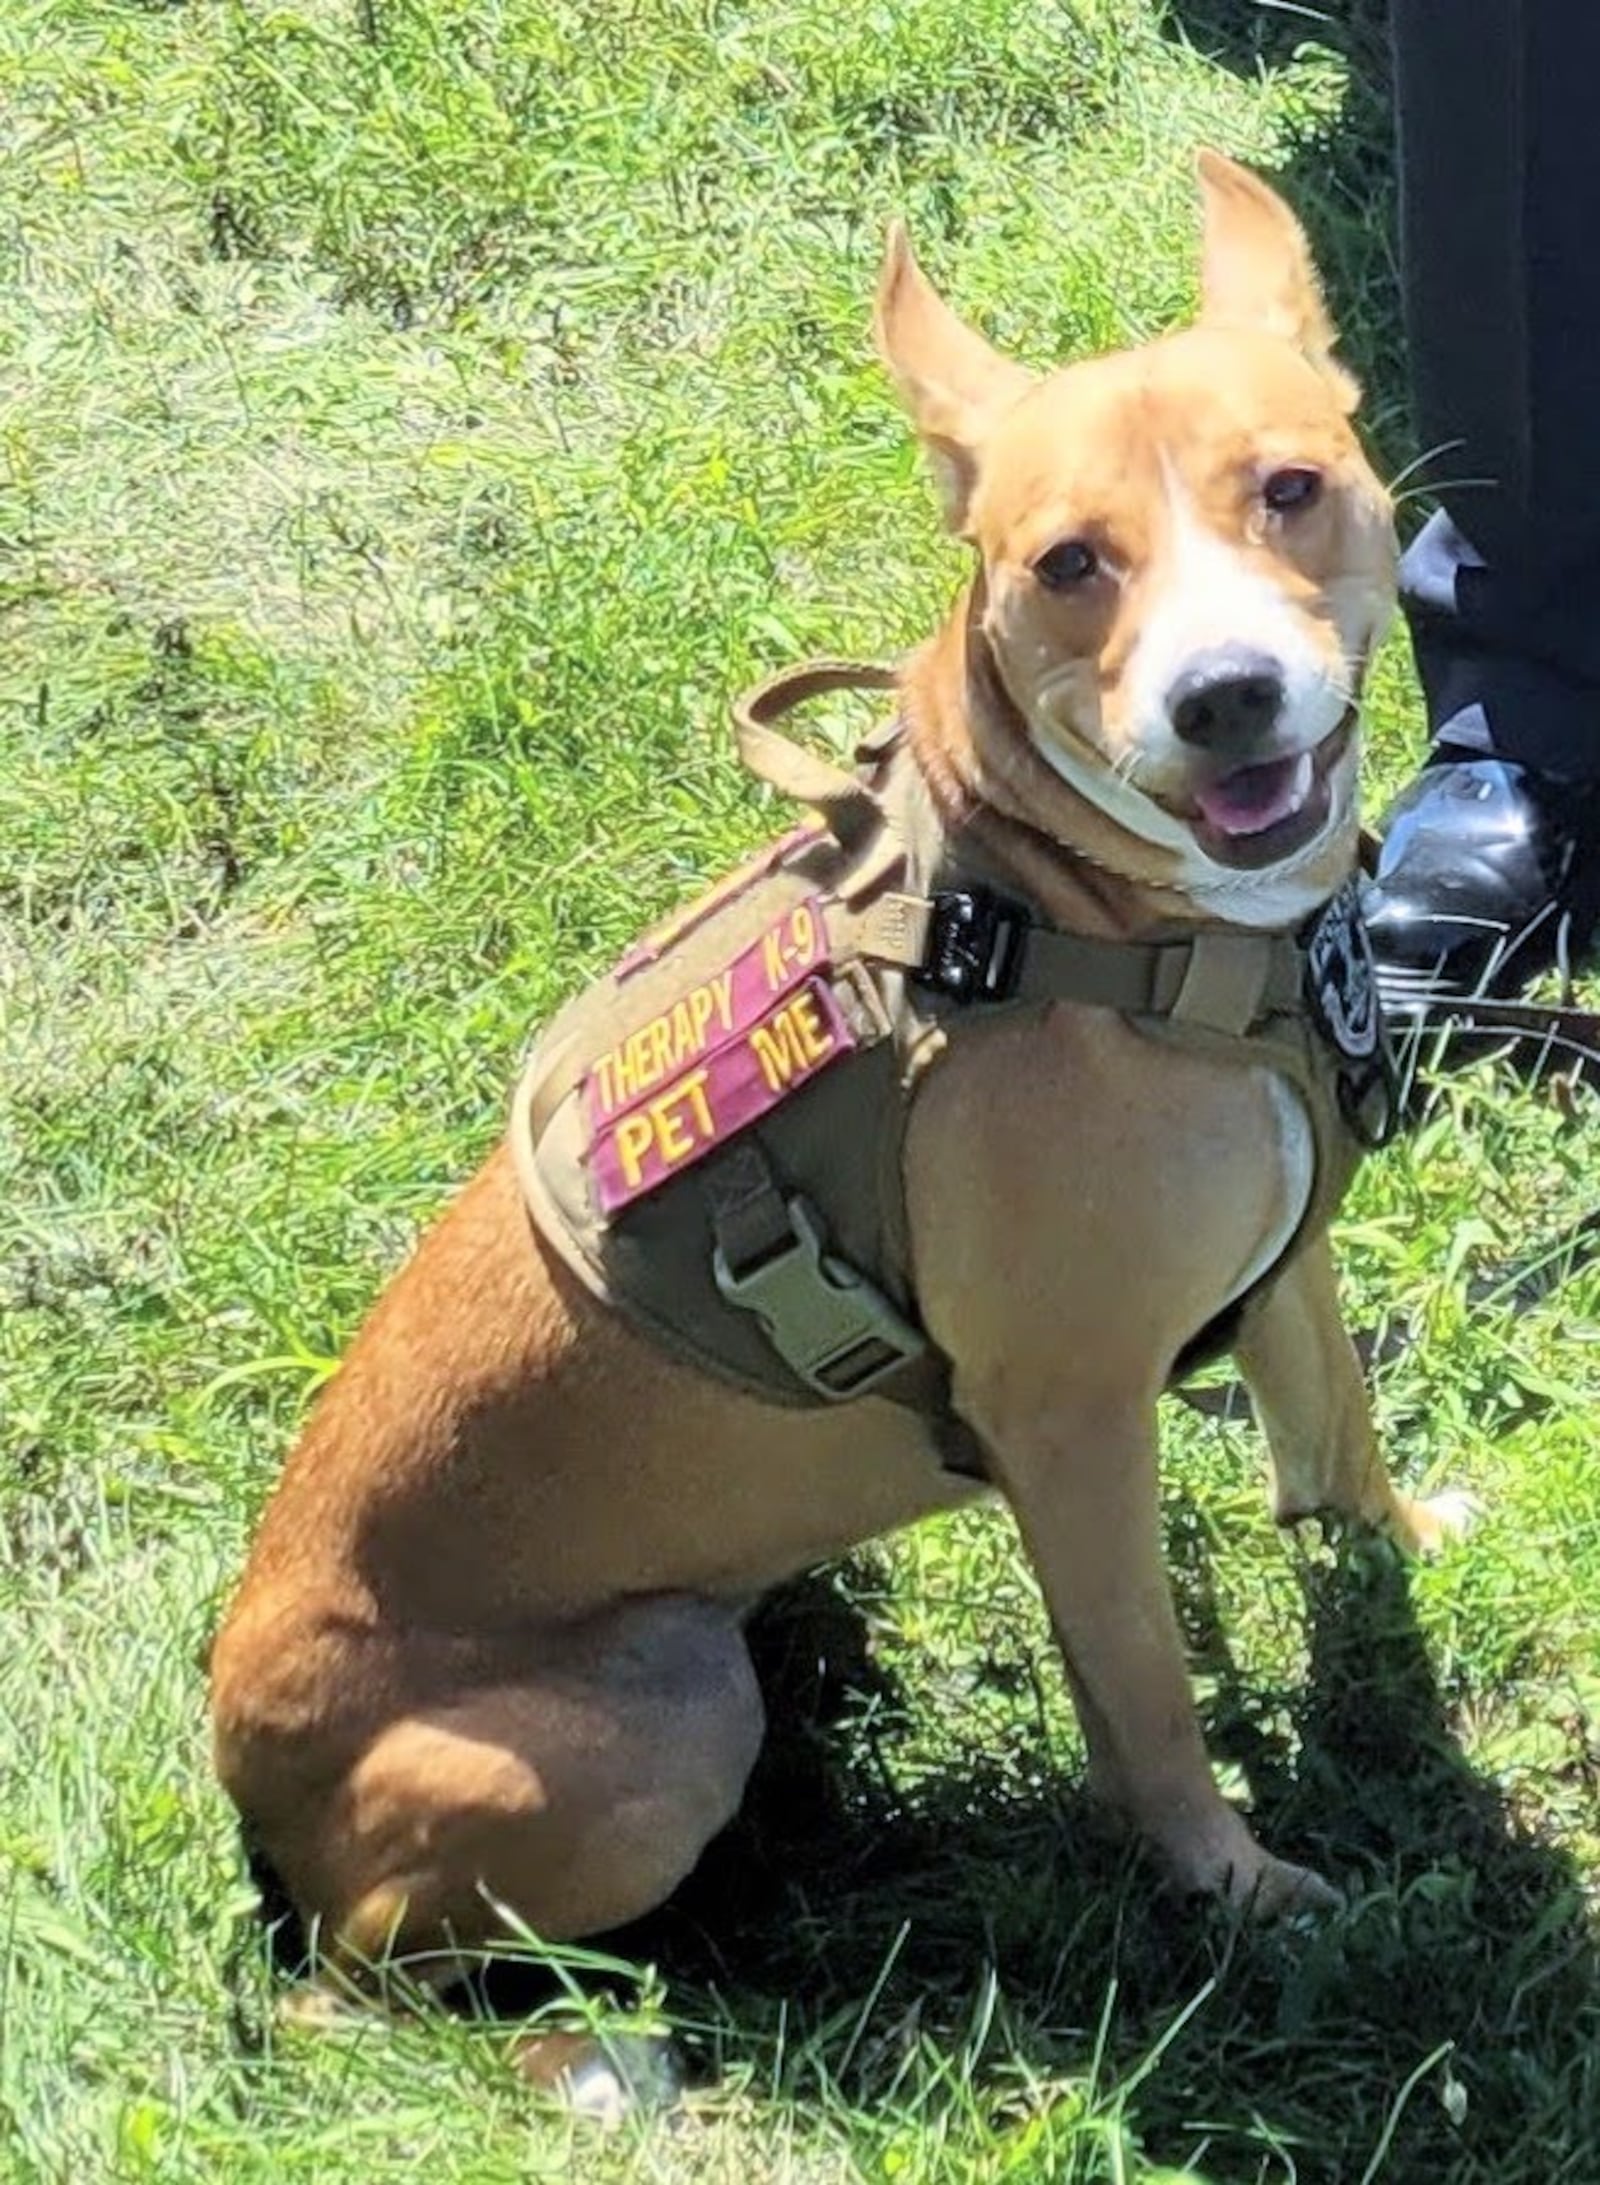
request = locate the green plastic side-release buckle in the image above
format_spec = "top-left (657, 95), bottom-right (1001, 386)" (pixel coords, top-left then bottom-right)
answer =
top-left (712, 1195), bottom-right (926, 1399)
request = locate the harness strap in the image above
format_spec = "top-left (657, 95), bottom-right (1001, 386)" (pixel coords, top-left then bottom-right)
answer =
top-left (521, 894), bottom-right (1310, 1149)
top-left (519, 898), bottom-right (1305, 1155)
top-left (733, 674), bottom-right (1600, 1069)
top-left (731, 657), bottom-right (900, 742)
top-left (827, 894), bottom-right (1304, 1036)
top-left (732, 683), bottom-right (1304, 1039)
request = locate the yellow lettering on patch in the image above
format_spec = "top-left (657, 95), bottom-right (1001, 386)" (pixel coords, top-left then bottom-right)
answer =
top-left (593, 972), bottom-right (745, 1121)
top-left (593, 1039), bottom-right (640, 1118)
top-left (760, 904), bottom-right (822, 994)
top-left (622, 1028), bottom-right (651, 1101)
top-left (649, 1068), bottom-right (716, 1169)
top-left (762, 928), bottom-right (787, 992)
top-left (667, 998), bottom-right (695, 1069)
top-left (678, 1068), bottom-right (714, 1139)
top-left (788, 986), bottom-right (833, 1062)
top-left (614, 1110), bottom-right (655, 1188)
top-left (610, 1069), bottom-right (717, 1187)
top-left (749, 991), bottom-right (838, 1093)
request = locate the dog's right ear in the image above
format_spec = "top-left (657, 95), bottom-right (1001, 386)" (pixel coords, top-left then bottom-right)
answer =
top-left (1195, 150), bottom-right (1359, 412)
top-left (874, 225), bottom-right (1034, 536)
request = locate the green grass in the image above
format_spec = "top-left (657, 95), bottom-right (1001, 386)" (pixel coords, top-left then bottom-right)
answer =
top-left (3, 2), bottom-right (1599, 2178)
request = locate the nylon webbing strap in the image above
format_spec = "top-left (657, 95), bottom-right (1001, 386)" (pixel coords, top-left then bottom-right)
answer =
top-left (733, 661), bottom-right (902, 868)
top-left (827, 896), bottom-right (1305, 1035)
top-left (1016, 925), bottom-right (1300, 1028)
top-left (827, 893), bottom-right (935, 976)
top-left (706, 1139), bottom-right (930, 1400)
top-left (522, 903), bottom-right (1309, 1161)
top-left (703, 1140), bottom-right (797, 1276)
top-left (1169, 932), bottom-right (1285, 1035)
top-left (703, 1141), bottom-right (931, 1403)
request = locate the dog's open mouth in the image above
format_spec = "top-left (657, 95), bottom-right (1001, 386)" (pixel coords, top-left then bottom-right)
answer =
top-left (1188, 713), bottom-right (1355, 871)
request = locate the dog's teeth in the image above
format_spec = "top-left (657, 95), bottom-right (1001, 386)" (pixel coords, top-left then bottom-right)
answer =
top-left (1285, 751), bottom-right (1313, 814)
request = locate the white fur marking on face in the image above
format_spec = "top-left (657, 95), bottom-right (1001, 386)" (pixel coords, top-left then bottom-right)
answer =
top-left (1124, 459), bottom-right (1349, 770)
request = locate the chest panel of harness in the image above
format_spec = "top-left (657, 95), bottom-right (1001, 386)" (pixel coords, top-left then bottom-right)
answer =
top-left (516, 826), bottom-right (920, 1407)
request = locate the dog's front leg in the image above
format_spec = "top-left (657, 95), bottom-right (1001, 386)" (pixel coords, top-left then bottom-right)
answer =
top-left (973, 1383), bottom-right (1340, 1916)
top-left (1233, 1232), bottom-right (1477, 1554)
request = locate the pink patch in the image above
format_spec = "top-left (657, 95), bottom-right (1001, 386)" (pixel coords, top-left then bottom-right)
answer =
top-left (614, 825), bottom-right (825, 980)
top-left (584, 897), bottom-right (857, 1215)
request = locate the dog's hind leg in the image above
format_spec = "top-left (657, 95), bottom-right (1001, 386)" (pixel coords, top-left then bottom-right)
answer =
top-left (1234, 1235), bottom-right (1478, 1553)
top-left (224, 1594), bottom-right (765, 1981)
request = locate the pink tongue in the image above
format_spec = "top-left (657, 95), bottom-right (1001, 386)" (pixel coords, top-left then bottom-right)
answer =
top-left (1195, 756), bottom-right (1302, 837)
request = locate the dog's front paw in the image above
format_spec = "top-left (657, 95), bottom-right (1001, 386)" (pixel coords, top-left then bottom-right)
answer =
top-left (1278, 1483), bottom-right (1482, 1558)
top-left (1156, 1810), bottom-right (1344, 1923)
top-left (1221, 1849), bottom-right (1344, 1923)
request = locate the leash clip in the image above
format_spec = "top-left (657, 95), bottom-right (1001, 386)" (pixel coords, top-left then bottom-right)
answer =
top-left (916, 888), bottom-right (1028, 1004)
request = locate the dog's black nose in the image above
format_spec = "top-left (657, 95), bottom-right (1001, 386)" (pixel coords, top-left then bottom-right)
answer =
top-left (1167, 649), bottom-right (1286, 747)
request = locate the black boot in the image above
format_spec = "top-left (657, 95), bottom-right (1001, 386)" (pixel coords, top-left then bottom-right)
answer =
top-left (1363, 757), bottom-right (1600, 1011)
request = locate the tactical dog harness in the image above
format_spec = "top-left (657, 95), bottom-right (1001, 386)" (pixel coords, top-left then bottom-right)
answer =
top-left (512, 662), bottom-right (1396, 1475)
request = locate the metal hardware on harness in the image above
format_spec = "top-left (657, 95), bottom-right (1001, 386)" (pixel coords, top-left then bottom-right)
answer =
top-left (1337, 1048), bottom-right (1404, 1151)
top-left (914, 888), bottom-right (1028, 1004)
top-left (712, 1194), bottom-right (928, 1399)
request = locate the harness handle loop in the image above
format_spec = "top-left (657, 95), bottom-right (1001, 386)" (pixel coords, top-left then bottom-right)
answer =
top-left (732, 660), bottom-right (901, 862)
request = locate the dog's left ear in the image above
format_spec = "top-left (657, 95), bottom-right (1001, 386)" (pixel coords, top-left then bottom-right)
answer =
top-left (875, 223), bottom-right (1035, 535)
top-left (1195, 149), bottom-right (1359, 413)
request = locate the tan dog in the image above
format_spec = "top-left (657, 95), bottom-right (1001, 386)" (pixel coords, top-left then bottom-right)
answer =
top-left (211, 154), bottom-right (1468, 1976)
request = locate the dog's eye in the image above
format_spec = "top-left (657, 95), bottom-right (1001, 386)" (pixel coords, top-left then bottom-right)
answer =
top-left (1033, 538), bottom-right (1099, 590)
top-left (1262, 466), bottom-right (1322, 514)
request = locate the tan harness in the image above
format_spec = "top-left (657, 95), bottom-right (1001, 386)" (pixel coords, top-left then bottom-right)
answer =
top-left (512, 663), bottom-right (1397, 1475)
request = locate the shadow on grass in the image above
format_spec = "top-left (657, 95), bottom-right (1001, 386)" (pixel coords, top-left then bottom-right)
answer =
top-left (230, 1524), bottom-right (1600, 2175)
top-left (599, 1533), bottom-right (1600, 2181)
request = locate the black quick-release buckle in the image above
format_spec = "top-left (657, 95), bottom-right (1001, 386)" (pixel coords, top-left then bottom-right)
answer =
top-left (915, 888), bottom-right (1028, 1004)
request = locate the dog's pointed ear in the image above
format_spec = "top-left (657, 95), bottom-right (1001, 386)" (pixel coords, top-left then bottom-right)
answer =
top-left (1195, 149), bottom-right (1359, 413)
top-left (875, 222), bottom-right (1035, 534)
